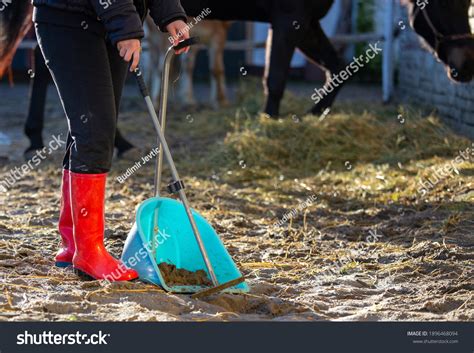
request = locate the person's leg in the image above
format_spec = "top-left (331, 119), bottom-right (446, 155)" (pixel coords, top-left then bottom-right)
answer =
top-left (36, 22), bottom-right (137, 281)
top-left (37, 24), bottom-right (116, 173)
top-left (24, 45), bottom-right (50, 156)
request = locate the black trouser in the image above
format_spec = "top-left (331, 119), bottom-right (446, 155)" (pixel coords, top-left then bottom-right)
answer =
top-left (35, 22), bottom-right (129, 173)
top-left (25, 45), bottom-right (134, 154)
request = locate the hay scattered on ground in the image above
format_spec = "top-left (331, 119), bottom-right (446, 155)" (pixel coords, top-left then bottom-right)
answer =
top-left (0, 81), bottom-right (472, 321)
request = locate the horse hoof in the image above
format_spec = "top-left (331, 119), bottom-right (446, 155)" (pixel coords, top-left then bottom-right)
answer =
top-left (24, 146), bottom-right (45, 161)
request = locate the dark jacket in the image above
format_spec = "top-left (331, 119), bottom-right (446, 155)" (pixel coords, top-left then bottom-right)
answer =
top-left (32, 0), bottom-right (186, 45)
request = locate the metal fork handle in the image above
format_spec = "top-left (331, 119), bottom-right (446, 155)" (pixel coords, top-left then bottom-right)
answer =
top-left (154, 37), bottom-right (200, 197)
top-left (154, 45), bottom-right (174, 197)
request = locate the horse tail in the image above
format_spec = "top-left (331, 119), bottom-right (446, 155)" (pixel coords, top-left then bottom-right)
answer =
top-left (0, 0), bottom-right (33, 78)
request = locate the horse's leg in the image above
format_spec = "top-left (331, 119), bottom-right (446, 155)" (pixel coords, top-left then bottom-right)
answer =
top-left (24, 45), bottom-right (49, 154)
top-left (297, 21), bottom-right (347, 115)
top-left (214, 50), bottom-right (228, 107)
top-left (178, 46), bottom-right (197, 106)
top-left (263, 26), bottom-right (296, 117)
top-left (208, 41), bottom-right (218, 109)
top-left (208, 26), bottom-right (228, 108)
top-left (114, 129), bottom-right (134, 155)
top-left (215, 23), bottom-right (230, 107)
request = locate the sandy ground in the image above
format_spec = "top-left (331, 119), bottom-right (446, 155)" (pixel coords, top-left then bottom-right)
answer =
top-left (0, 81), bottom-right (472, 321)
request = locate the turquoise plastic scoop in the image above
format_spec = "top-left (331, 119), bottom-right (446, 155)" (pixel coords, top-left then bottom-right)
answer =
top-left (122, 197), bottom-right (249, 294)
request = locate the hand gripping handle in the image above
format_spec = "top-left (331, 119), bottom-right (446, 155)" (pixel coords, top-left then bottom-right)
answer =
top-left (173, 36), bottom-right (200, 51)
top-left (133, 36), bottom-right (200, 98)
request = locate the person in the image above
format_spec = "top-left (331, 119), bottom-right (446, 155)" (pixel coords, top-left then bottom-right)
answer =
top-left (24, 44), bottom-right (136, 160)
top-left (32, 0), bottom-right (190, 281)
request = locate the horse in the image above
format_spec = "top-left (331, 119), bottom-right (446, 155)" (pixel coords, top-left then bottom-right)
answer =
top-left (150, 0), bottom-right (342, 116)
top-left (147, 0), bottom-right (474, 117)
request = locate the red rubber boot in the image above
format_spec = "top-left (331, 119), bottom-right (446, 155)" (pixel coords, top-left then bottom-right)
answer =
top-left (70, 172), bottom-right (138, 281)
top-left (55, 169), bottom-right (75, 267)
